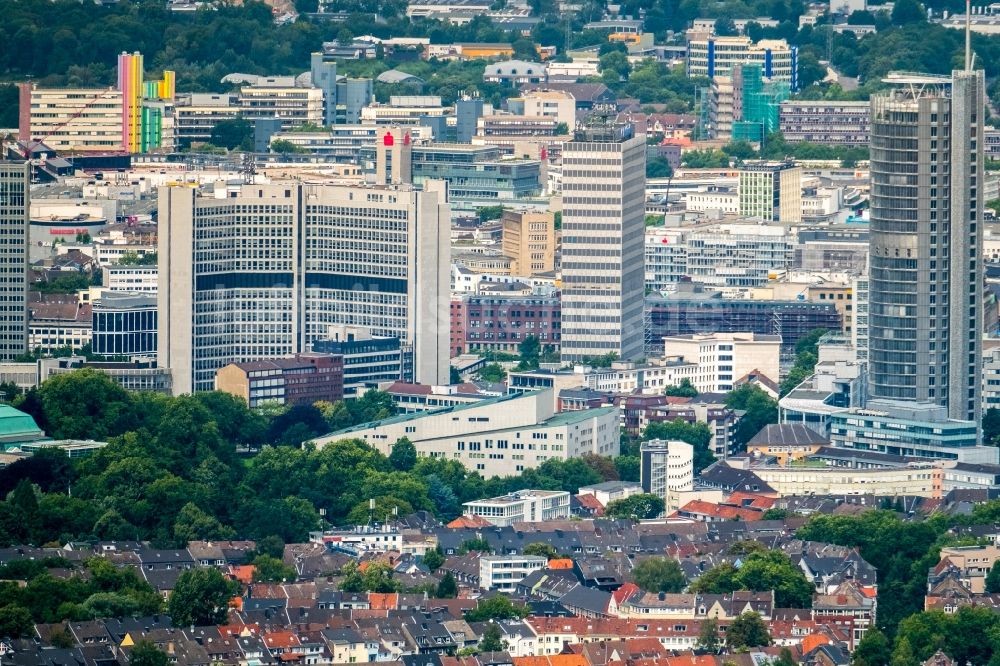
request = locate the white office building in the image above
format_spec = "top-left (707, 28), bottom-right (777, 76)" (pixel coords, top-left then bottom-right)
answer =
top-left (560, 123), bottom-right (646, 363)
top-left (315, 390), bottom-right (619, 478)
top-left (463, 489), bottom-right (571, 526)
top-left (158, 180), bottom-right (450, 394)
top-left (640, 439), bottom-right (694, 513)
top-left (662, 332), bottom-right (782, 393)
top-left (479, 555), bottom-right (548, 591)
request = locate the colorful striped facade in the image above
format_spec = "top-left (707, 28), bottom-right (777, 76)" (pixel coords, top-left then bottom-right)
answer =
top-left (117, 51), bottom-right (176, 153)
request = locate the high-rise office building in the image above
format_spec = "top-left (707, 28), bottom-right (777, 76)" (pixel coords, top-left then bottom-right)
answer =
top-left (868, 70), bottom-right (985, 422)
top-left (640, 438), bottom-right (693, 513)
top-left (0, 162), bottom-right (28, 361)
top-left (560, 122), bottom-right (646, 363)
top-left (159, 181), bottom-right (450, 394)
top-left (738, 161), bottom-right (802, 223)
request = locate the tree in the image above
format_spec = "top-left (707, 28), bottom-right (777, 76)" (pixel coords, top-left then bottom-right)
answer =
top-left (696, 617), bottom-right (721, 653)
top-left (423, 547), bottom-right (445, 571)
top-left (664, 378), bottom-right (698, 398)
top-left (890, 637), bottom-right (919, 666)
top-left (985, 407), bottom-right (1000, 447)
top-left (466, 595), bottom-right (530, 621)
top-left (479, 622), bottom-right (507, 652)
top-left (647, 157), bottom-right (673, 178)
top-left (643, 420), bottom-right (714, 472)
top-left (460, 538), bottom-right (493, 554)
top-left (174, 502), bottom-right (235, 544)
top-left (523, 542), bottom-right (559, 559)
top-left (450, 367), bottom-right (462, 384)
top-left (988, 562), bottom-right (1000, 593)
top-left (714, 17), bottom-right (737, 35)
top-left (604, 493), bottom-right (665, 520)
top-left (0, 604), bottom-right (33, 637)
top-left (477, 363), bottom-right (507, 383)
top-left (891, 0), bottom-right (925, 25)
top-left (130, 641), bottom-right (170, 666)
top-left (339, 562), bottom-right (400, 593)
top-left (436, 571), bottom-right (458, 598)
top-left (689, 550), bottom-right (813, 608)
top-left (632, 557), bottom-right (687, 593)
top-left (519, 335), bottom-right (541, 369)
top-left (852, 627), bottom-right (891, 666)
top-left (773, 648), bottom-right (796, 666)
top-left (251, 554), bottom-right (297, 583)
top-left (389, 437), bottom-right (417, 471)
top-left (270, 139), bottom-right (301, 154)
top-left (167, 568), bottom-right (239, 627)
top-left (725, 612), bottom-right (771, 649)
top-left (725, 385), bottom-right (778, 447)
top-left (210, 118), bottom-right (253, 151)
top-left (37, 368), bottom-right (132, 440)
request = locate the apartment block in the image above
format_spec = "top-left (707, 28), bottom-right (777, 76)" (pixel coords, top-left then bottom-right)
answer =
top-left (215, 353), bottom-right (344, 408)
top-left (641, 439), bottom-right (694, 512)
top-left (21, 87), bottom-right (125, 152)
top-left (239, 78), bottom-right (324, 129)
top-left (662, 332), bottom-right (781, 393)
top-left (502, 209), bottom-right (556, 276)
top-left (687, 36), bottom-right (798, 88)
top-left (479, 556), bottom-right (548, 591)
top-left (779, 100), bottom-right (871, 145)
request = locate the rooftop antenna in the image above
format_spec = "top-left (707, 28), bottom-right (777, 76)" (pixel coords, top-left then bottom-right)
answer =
top-left (966, 0), bottom-right (972, 71)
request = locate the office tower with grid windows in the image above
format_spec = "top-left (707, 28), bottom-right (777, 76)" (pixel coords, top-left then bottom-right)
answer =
top-left (159, 181), bottom-right (450, 395)
top-left (868, 71), bottom-right (985, 422)
top-left (559, 122), bottom-right (646, 363)
top-left (0, 162), bottom-right (28, 361)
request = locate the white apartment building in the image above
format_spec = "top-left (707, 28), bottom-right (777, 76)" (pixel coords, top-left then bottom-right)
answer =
top-left (583, 358), bottom-right (699, 394)
top-left (984, 341), bottom-right (1000, 413)
top-left (360, 96), bottom-right (450, 126)
top-left (314, 390), bottom-right (620, 478)
top-left (92, 230), bottom-right (156, 267)
top-left (640, 439), bottom-right (694, 512)
top-left (463, 489), bottom-right (571, 526)
top-left (103, 265), bottom-right (158, 293)
top-left (174, 93), bottom-right (241, 146)
top-left (24, 87), bottom-right (125, 152)
top-left (239, 79), bottom-right (324, 129)
top-left (577, 480), bottom-right (644, 507)
top-left (683, 185), bottom-right (739, 214)
top-left (479, 555), bottom-right (548, 591)
top-left (158, 180), bottom-right (450, 394)
top-left (687, 36), bottom-right (799, 88)
top-left (644, 223), bottom-right (794, 291)
top-left (560, 124), bottom-right (647, 363)
top-left (663, 332), bottom-right (781, 392)
top-left (752, 463), bottom-right (943, 498)
top-left (519, 90), bottom-right (576, 128)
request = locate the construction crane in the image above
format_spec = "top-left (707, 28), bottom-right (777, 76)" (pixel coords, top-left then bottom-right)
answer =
top-left (11, 86), bottom-right (119, 160)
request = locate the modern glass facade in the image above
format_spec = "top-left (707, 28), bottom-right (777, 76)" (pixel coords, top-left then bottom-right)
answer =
top-left (868, 72), bottom-right (984, 422)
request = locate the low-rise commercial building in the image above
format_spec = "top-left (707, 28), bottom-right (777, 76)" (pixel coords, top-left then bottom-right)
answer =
top-left (779, 101), bottom-right (870, 146)
top-left (463, 489), bottom-right (571, 526)
top-left (828, 399), bottom-right (998, 463)
top-left (215, 353), bottom-right (344, 408)
top-left (314, 390), bottom-right (620, 478)
top-left (91, 292), bottom-right (157, 359)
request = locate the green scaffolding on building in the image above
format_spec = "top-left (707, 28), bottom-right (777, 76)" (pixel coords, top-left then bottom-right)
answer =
top-left (731, 64), bottom-right (789, 143)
